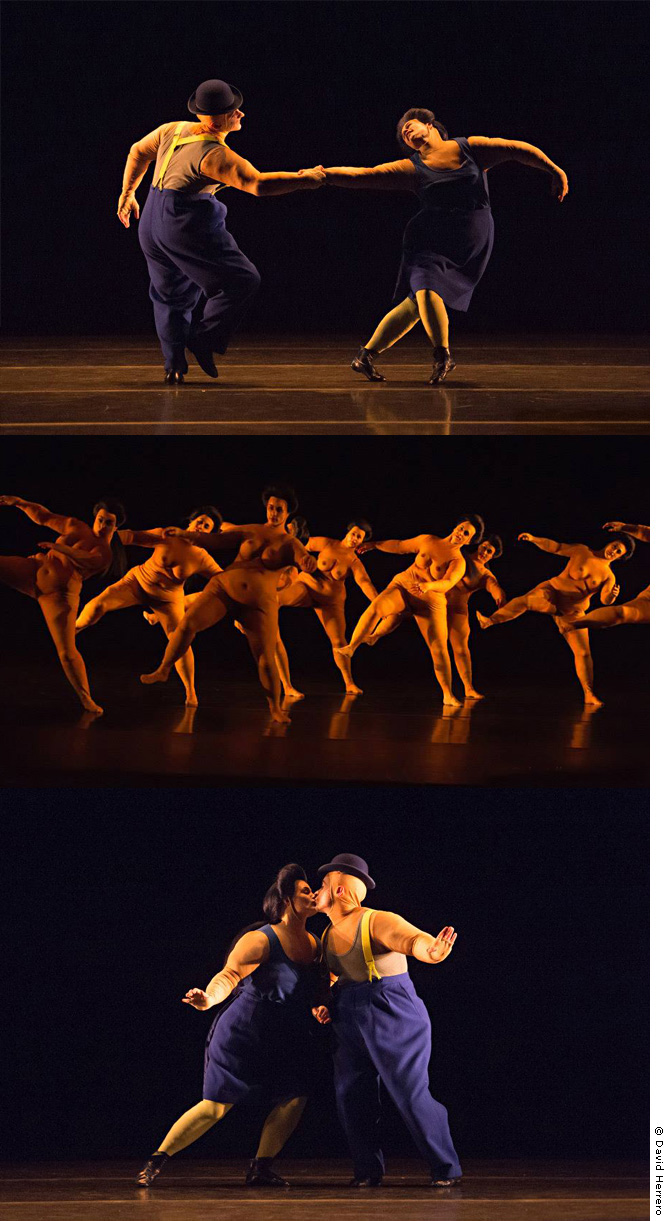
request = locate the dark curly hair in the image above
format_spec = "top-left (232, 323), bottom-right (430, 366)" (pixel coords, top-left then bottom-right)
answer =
top-left (456, 513), bottom-right (485, 545)
top-left (93, 500), bottom-right (127, 578)
top-left (185, 505), bottom-right (224, 531)
top-left (608, 532), bottom-right (635, 562)
top-left (262, 863), bottom-right (309, 922)
top-left (262, 484), bottom-right (299, 516)
top-left (289, 515), bottom-right (310, 544)
top-left (396, 107), bottom-right (449, 152)
top-left (346, 518), bottom-right (373, 542)
top-left (473, 532), bottom-right (503, 559)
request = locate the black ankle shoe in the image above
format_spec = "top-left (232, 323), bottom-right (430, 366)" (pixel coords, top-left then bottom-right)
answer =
top-left (349, 1175), bottom-right (383, 1187)
top-left (136, 1151), bottom-right (169, 1187)
top-left (431, 1175), bottom-right (462, 1187)
top-left (351, 347), bottom-right (386, 382)
top-left (187, 340), bottom-right (218, 379)
top-left (245, 1158), bottom-right (290, 1187)
top-left (164, 370), bottom-right (185, 385)
top-left (428, 347), bottom-right (456, 384)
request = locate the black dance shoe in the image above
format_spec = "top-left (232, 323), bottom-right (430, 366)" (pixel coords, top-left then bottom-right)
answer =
top-left (428, 347), bottom-right (456, 384)
top-left (351, 347), bottom-right (386, 382)
top-left (187, 339), bottom-right (219, 379)
top-left (164, 370), bottom-right (185, 385)
top-left (349, 1175), bottom-right (383, 1187)
top-left (245, 1158), bottom-right (290, 1187)
top-left (136, 1151), bottom-right (169, 1186)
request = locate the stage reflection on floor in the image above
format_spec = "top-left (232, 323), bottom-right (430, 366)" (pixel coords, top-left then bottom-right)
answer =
top-left (0, 335), bottom-right (649, 435)
top-left (0, 1160), bottom-right (648, 1221)
top-left (0, 668), bottom-right (647, 786)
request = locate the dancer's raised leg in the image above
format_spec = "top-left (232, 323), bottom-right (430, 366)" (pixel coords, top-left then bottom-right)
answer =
top-left (477, 586), bottom-right (556, 630)
top-left (141, 591), bottom-right (227, 685)
top-left (76, 581), bottom-right (141, 631)
top-left (336, 587), bottom-right (408, 657)
top-left (0, 555), bottom-right (39, 597)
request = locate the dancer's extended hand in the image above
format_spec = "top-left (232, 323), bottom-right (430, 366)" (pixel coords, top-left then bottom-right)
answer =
top-left (0, 495), bottom-right (20, 507)
top-left (427, 926), bottom-right (457, 963)
top-left (118, 190), bottom-right (140, 227)
top-left (312, 1005), bottom-right (331, 1024)
top-left (550, 169), bottom-right (568, 202)
top-left (518, 532), bottom-right (534, 543)
top-left (603, 521), bottom-right (626, 533)
top-left (357, 541), bottom-right (376, 555)
top-left (300, 553), bottom-right (318, 574)
top-left (182, 987), bottom-right (213, 1010)
top-left (297, 166), bottom-right (327, 188)
top-left (162, 527), bottom-right (190, 540)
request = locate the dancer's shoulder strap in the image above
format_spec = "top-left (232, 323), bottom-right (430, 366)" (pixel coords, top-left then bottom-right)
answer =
top-left (360, 909), bottom-right (381, 981)
top-left (157, 121), bottom-right (186, 190)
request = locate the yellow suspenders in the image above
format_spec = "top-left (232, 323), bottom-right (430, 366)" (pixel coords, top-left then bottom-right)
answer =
top-left (361, 909), bottom-right (381, 981)
top-left (157, 122), bottom-right (225, 190)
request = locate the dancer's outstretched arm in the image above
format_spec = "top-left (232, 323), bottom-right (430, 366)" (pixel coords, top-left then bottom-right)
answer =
top-left (604, 521), bottom-right (650, 543)
top-left (468, 136), bottom-right (568, 200)
top-left (518, 532), bottom-right (580, 556)
top-left (201, 146), bottom-right (326, 196)
top-left (350, 557), bottom-right (378, 602)
top-left (181, 931), bottom-right (270, 1011)
top-left (119, 528), bottom-right (170, 547)
top-left (0, 495), bottom-right (77, 535)
top-left (363, 534), bottom-right (431, 555)
top-left (483, 571), bottom-right (507, 607)
top-left (371, 911), bottom-right (457, 964)
top-left (324, 160), bottom-right (416, 189)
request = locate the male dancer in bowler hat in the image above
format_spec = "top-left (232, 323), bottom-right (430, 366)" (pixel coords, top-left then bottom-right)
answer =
top-left (118, 79), bottom-right (325, 383)
top-left (313, 853), bottom-right (461, 1187)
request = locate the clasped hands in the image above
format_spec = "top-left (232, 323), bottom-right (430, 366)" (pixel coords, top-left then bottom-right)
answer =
top-left (297, 165), bottom-right (327, 187)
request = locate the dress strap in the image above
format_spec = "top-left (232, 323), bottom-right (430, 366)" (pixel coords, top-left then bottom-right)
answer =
top-left (360, 909), bottom-right (381, 981)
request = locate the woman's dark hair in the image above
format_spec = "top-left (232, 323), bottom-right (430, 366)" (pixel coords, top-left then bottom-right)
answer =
top-left (93, 499), bottom-right (126, 527)
top-left (472, 532), bottom-right (503, 559)
top-left (263, 863), bottom-right (308, 923)
top-left (289, 515), bottom-right (310, 544)
top-left (186, 505), bottom-right (224, 531)
top-left (609, 532), bottom-right (635, 562)
top-left (346, 518), bottom-right (373, 541)
top-left (456, 513), bottom-right (485, 544)
top-left (93, 499), bottom-right (127, 578)
top-left (396, 107), bottom-right (448, 152)
top-left (262, 483), bottom-right (298, 516)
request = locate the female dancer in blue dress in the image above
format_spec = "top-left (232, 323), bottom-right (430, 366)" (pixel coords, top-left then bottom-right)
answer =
top-left (324, 108), bottom-right (568, 383)
top-left (136, 864), bottom-right (324, 1189)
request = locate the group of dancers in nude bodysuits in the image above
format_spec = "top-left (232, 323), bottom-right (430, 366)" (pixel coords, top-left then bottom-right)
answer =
top-left (0, 490), bottom-right (649, 720)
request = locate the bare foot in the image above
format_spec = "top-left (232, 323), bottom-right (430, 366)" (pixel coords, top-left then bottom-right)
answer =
top-left (143, 611), bottom-right (158, 626)
top-left (345, 684), bottom-right (363, 696)
top-left (269, 702), bottom-right (291, 724)
top-left (476, 613), bottom-right (492, 631)
top-left (464, 689), bottom-right (485, 700)
top-left (584, 691), bottom-right (604, 707)
top-left (141, 667), bottom-right (170, 685)
top-left (334, 644), bottom-right (355, 658)
top-left (80, 694), bottom-right (104, 715)
top-left (284, 687), bottom-right (305, 701)
top-left (442, 693), bottom-right (462, 708)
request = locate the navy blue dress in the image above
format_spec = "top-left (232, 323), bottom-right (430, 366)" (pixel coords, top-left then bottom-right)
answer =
top-left (203, 925), bottom-right (322, 1104)
top-left (393, 137), bottom-right (494, 311)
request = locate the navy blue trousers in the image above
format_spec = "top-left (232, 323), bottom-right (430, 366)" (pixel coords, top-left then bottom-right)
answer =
top-left (332, 975), bottom-right (461, 1181)
top-left (138, 188), bottom-right (261, 371)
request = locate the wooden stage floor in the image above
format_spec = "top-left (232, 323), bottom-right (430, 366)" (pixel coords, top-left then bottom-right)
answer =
top-left (0, 335), bottom-right (649, 435)
top-left (0, 1160), bottom-right (648, 1221)
top-left (0, 667), bottom-right (648, 786)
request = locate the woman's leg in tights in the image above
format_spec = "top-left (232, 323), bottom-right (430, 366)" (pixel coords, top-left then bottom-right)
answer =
top-left (39, 591), bottom-right (103, 714)
top-left (255, 1095), bottom-right (308, 1158)
top-left (414, 603), bottom-right (461, 708)
top-left (155, 603), bottom-right (198, 706)
top-left (157, 1100), bottom-right (233, 1156)
top-left (415, 289), bottom-right (449, 348)
top-left (336, 586), bottom-right (410, 657)
top-left (141, 590), bottom-right (227, 684)
top-left (365, 298), bottom-right (419, 352)
top-left (477, 585), bottom-right (556, 629)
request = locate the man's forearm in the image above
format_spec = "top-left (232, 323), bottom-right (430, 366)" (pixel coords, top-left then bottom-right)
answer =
top-left (121, 146), bottom-right (153, 195)
top-left (255, 172), bottom-right (311, 197)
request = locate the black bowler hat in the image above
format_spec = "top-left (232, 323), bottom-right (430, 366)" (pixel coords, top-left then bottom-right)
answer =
top-left (318, 854), bottom-right (375, 891)
top-left (188, 78), bottom-right (243, 116)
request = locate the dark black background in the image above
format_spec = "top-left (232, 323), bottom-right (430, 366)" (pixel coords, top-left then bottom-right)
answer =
top-left (2, 786), bottom-right (647, 1161)
top-left (0, 436), bottom-right (650, 697)
top-left (2, 1), bottom-right (648, 335)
